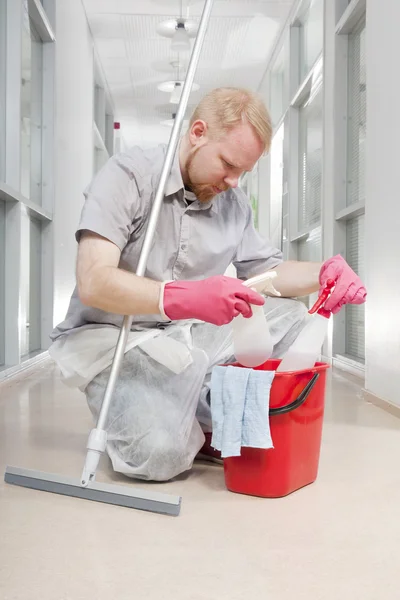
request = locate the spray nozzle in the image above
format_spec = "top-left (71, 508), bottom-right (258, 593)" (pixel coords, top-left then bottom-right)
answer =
top-left (309, 279), bottom-right (335, 315)
top-left (243, 271), bottom-right (281, 297)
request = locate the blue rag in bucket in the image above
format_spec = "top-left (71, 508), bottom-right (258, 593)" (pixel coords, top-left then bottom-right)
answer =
top-left (210, 365), bottom-right (275, 458)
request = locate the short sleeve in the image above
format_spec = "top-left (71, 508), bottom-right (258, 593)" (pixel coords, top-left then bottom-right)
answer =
top-left (76, 149), bottom-right (143, 251)
top-left (233, 199), bottom-right (283, 279)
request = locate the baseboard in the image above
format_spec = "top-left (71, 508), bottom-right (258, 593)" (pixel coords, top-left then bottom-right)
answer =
top-left (332, 354), bottom-right (365, 379)
top-left (362, 389), bottom-right (400, 420)
top-left (321, 354), bottom-right (332, 366)
top-left (0, 351), bottom-right (51, 384)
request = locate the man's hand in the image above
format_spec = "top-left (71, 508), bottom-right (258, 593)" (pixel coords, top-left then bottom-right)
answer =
top-left (319, 255), bottom-right (367, 314)
top-left (255, 257), bottom-right (366, 314)
top-left (161, 276), bottom-right (265, 325)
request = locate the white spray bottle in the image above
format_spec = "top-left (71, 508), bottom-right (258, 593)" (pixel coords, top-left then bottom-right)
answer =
top-left (232, 271), bottom-right (281, 368)
top-left (276, 279), bottom-right (335, 372)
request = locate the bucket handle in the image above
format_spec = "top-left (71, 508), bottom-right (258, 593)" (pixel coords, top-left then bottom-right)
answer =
top-left (269, 373), bottom-right (320, 416)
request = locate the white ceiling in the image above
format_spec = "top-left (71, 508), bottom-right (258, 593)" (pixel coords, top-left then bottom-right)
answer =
top-left (82, 0), bottom-right (294, 148)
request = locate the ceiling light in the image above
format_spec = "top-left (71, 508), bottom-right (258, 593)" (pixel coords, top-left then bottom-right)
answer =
top-left (161, 113), bottom-right (189, 128)
top-left (170, 82), bottom-right (182, 104)
top-left (157, 80), bottom-right (200, 93)
top-left (171, 21), bottom-right (190, 52)
top-left (156, 17), bottom-right (198, 39)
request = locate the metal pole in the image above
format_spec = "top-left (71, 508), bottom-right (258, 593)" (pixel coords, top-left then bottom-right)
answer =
top-left (81, 0), bottom-right (214, 485)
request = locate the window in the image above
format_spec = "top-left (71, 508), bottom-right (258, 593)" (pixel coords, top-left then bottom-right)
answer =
top-left (297, 0), bottom-right (324, 81)
top-left (298, 88), bottom-right (323, 233)
top-left (295, 82), bottom-right (323, 309)
top-left (93, 61), bottom-right (114, 174)
top-left (297, 226), bottom-right (322, 308)
top-left (346, 21), bottom-right (366, 206)
top-left (0, 200), bottom-right (5, 366)
top-left (345, 214), bottom-right (365, 360)
top-left (239, 170), bottom-right (259, 229)
top-left (270, 46), bottom-right (286, 126)
top-left (0, 0), bottom-right (54, 370)
top-left (250, 164), bottom-right (259, 230)
top-left (21, 0), bottom-right (43, 204)
top-left (0, 0), bottom-right (6, 181)
top-left (269, 124), bottom-right (284, 250)
top-left (298, 226), bottom-right (322, 263)
top-left (343, 19), bottom-right (366, 361)
top-left (20, 209), bottom-right (42, 358)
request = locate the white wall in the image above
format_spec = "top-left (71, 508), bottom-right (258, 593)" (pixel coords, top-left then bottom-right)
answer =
top-left (364, 0), bottom-right (400, 406)
top-left (52, 0), bottom-right (94, 326)
top-left (121, 119), bottom-right (171, 149)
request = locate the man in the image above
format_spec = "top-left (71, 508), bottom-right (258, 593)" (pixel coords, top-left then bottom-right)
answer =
top-left (50, 88), bottom-right (366, 482)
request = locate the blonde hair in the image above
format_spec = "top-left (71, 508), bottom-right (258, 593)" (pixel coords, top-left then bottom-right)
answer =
top-left (189, 87), bottom-right (272, 152)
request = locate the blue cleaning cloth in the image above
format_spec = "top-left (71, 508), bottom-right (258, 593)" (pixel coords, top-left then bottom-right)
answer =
top-left (210, 365), bottom-right (275, 458)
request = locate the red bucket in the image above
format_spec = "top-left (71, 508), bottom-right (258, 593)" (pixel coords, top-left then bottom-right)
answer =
top-left (223, 359), bottom-right (329, 498)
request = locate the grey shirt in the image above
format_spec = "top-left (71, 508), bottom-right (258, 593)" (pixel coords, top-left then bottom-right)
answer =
top-left (51, 143), bottom-right (283, 340)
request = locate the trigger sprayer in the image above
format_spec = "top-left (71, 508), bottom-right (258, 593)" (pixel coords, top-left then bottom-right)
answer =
top-left (276, 279), bottom-right (335, 373)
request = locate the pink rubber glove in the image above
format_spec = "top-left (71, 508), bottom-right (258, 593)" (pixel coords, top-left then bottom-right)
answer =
top-left (161, 275), bottom-right (265, 326)
top-left (319, 255), bottom-right (367, 314)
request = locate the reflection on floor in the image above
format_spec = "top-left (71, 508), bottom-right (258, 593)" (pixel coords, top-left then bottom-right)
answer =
top-left (0, 359), bottom-right (399, 600)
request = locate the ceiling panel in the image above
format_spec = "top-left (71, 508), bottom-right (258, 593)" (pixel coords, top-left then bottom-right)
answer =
top-left (83, 0), bottom-right (294, 146)
top-left (84, 0), bottom-right (292, 19)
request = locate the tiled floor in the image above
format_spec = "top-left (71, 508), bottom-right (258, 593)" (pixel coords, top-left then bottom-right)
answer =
top-left (1, 359), bottom-right (399, 600)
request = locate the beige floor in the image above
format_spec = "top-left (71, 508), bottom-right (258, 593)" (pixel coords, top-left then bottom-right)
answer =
top-left (0, 359), bottom-right (399, 600)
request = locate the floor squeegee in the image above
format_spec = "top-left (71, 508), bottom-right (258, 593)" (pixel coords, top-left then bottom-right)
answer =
top-left (4, 0), bottom-right (215, 517)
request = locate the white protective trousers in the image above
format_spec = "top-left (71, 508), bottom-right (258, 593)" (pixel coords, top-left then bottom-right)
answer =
top-left (84, 297), bottom-right (308, 482)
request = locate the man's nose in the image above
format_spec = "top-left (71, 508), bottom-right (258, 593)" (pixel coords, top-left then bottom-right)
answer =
top-left (224, 176), bottom-right (238, 188)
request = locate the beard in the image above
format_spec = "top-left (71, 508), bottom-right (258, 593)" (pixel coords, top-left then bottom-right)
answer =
top-left (185, 151), bottom-right (229, 203)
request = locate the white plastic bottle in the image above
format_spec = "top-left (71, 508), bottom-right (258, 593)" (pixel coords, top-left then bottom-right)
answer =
top-left (232, 271), bottom-right (280, 368)
top-left (232, 303), bottom-right (273, 367)
top-left (276, 309), bottom-right (330, 372)
top-left (276, 279), bottom-right (335, 372)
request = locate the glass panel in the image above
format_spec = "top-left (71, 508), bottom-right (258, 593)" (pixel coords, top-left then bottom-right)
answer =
top-left (21, 1), bottom-right (43, 204)
top-left (270, 46), bottom-right (285, 126)
top-left (336, 0), bottom-right (353, 24)
top-left (270, 124), bottom-right (284, 250)
top-left (20, 209), bottom-right (42, 358)
top-left (298, 87), bottom-right (323, 232)
top-left (297, 226), bottom-right (322, 308)
top-left (105, 113), bottom-right (114, 156)
top-left (298, 0), bottom-right (324, 80)
top-left (347, 22), bottom-right (366, 206)
top-left (250, 163), bottom-right (259, 229)
top-left (0, 0), bottom-right (6, 181)
top-left (28, 216), bottom-right (42, 353)
top-left (94, 84), bottom-right (105, 139)
top-left (345, 214), bottom-right (365, 362)
top-left (94, 148), bottom-right (108, 174)
top-left (239, 169), bottom-right (259, 229)
top-left (239, 173), bottom-right (249, 196)
top-left (298, 226), bottom-right (322, 263)
top-left (0, 200), bottom-right (5, 366)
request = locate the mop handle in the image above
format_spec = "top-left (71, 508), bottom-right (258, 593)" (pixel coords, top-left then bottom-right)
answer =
top-left (95, 0), bottom-right (215, 432)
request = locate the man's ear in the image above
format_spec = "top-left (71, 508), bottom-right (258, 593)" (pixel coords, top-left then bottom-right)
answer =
top-left (189, 119), bottom-right (208, 146)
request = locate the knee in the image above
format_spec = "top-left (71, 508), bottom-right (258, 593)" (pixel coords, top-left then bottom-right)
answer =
top-left (265, 296), bottom-right (308, 323)
top-left (127, 428), bottom-right (196, 482)
top-left (284, 298), bottom-right (309, 321)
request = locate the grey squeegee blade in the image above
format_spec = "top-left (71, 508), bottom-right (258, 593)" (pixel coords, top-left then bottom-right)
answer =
top-left (4, 466), bottom-right (181, 516)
